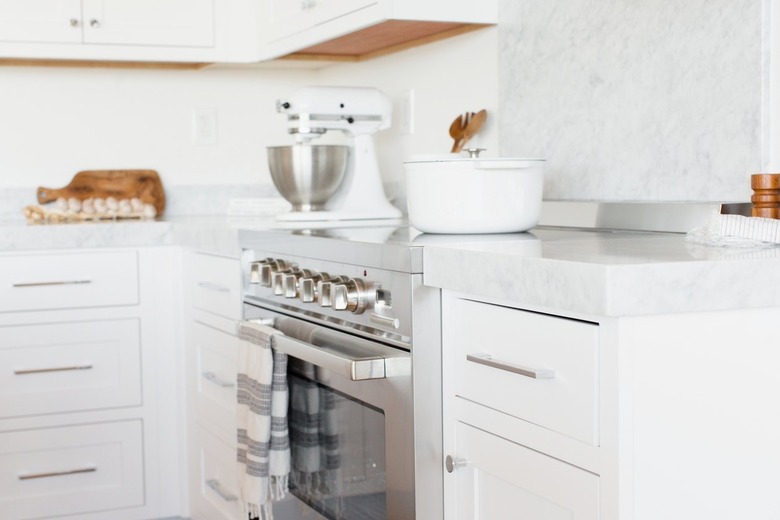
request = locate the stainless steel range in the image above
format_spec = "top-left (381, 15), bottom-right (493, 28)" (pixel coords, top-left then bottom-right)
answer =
top-left (239, 225), bottom-right (442, 520)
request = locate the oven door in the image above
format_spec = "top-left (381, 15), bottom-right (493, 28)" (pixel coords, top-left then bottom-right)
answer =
top-left (243, 304), bottom-right (415, 520)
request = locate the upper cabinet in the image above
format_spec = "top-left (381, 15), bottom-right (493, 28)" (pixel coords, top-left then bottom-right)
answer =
top-left (0, 0), bottom-right (83, 44)
top-left (258, 0), bottom-right (498, 61)
top-left (0, 0), bottom-right (213, 47)
top-left (0, 0), bottom-right (261, 65)
top-left (79, 0), bottom-right (214, 47)
top-left (0, 0), bottom-right (495, 65)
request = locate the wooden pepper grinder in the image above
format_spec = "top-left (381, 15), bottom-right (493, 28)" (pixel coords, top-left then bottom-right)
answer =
top-left (751, 173), bottom-right (780, 219)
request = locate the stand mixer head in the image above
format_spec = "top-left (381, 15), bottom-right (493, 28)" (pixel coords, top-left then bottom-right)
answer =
top-left (270, 86), bottom-right (402, 222)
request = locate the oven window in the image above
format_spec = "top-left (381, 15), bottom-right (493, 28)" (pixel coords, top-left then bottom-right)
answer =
top-left (288, 369), bottom-right (387, 520)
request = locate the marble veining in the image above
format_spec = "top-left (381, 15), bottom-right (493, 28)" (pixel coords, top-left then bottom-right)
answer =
top-left (498, 0), bottom-right (764, 202)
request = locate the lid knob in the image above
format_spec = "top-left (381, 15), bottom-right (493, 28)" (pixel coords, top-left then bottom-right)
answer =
top-left (465, 148), bottom-right (486, 158)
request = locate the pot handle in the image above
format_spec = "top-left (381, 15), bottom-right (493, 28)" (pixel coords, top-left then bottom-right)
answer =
top-left (473, 161), bottom-right (532, 170)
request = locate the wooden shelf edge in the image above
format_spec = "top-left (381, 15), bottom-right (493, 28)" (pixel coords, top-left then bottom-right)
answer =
top-left (280, 23), bottom-right (493, 63)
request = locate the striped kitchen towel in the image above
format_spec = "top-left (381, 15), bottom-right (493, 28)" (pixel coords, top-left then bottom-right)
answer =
top-left (236, 321), bottom-right (290, 520)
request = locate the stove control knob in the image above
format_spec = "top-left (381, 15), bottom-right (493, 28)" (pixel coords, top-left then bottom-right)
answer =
top-left (250, 258), bottom-right (275, 285)
top-left (271, 268), bottom-right (297, 296)
top-left (300, 272), bottom-right (329, 303)
top-left (260, 259), bottom-right (289, 287)
top-left (282, 269), bottom-right (314, 298)
top-left (317, 276), bottom-right (346, 307)
top-left (332, 278), bottom-right (368, 313)
top-left (249, 262), bottom-right (262, 284)
top-left (318, 281), bottom-right (334, 307)
top-left (282, 273), bottom-right (298, 298)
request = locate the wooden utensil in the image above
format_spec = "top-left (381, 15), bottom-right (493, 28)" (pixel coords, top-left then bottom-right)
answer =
top-left (453, 109), bottom-right (487, 153)
top-left (449, 112), bottom-right (472, 153)
top-left (37, 169), bottom-right (165, 215)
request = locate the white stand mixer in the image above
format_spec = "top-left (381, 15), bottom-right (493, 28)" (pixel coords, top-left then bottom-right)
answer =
top-left (275, 86), bottom-right (403, 222)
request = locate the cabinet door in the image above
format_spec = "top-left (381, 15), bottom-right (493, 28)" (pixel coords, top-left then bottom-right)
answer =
top-left (266, 0), bottom-right (378, 43)
top-left (448, 421), bottom-right (599, 520)
top-left (81, 0), bottom-right (214, 47)
top-left (0, 0), bottom-right (81, 43)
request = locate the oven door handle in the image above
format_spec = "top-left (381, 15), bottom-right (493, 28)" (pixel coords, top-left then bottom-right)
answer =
top-left (245, 318), bottom-right (409, 381)
top-left (273, 334), bottom-right (387, 381)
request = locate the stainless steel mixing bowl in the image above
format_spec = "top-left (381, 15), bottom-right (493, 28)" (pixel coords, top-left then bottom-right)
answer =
top-left (267, 144), bottom-right (350, 211)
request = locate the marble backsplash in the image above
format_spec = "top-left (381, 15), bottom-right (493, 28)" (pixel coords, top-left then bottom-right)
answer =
top-left (498, 0), bottom-right (766, 203)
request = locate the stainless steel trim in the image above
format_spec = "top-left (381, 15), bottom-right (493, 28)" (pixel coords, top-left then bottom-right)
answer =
top-left (197, 281), bottom-right (231, 293)
top-left (14, 364), bottom-right (93, 375)
top-left (466, 353), bottom-right (555, 380)
top-left (206, 479), bottom-right (238, 502)
top-left (12, 280), bottom-right (91, 288)
top-left (18, 466), bottom-right (96, 480)
top-left (201, 371), bottom-right (235, 388)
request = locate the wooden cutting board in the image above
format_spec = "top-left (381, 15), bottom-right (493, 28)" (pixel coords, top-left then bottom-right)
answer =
top-left (37, 170), bottom-right (166, 215)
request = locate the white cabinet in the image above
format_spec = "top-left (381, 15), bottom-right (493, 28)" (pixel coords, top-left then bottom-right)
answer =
top-left (0, 247), bottom-right (183, 520)
top-left (442, 292), bottom-right (601, 520)
top-left (184, 250), bottom-right (243, 520)
top-left (0, 421), bottom-right (145, 520)
top-left (0, 0), bottom-right (265, 63)
top-left (453, 422), bottom-right (599, 520)
top-left (260, 0), bottom-right (498, 60)
top-left (0, 0), bottom-right (213, 47)
top-left (0, 0), bottom-right (81, 43)
top-left (265, 0), bottom-right (376, 43)
top-left (442, 289), bottom-right (780, 520)
top-left (80, 0), bottom-right (214, 47)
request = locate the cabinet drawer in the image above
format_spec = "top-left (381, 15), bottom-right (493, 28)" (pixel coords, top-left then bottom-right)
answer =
top-left (191, 425), bottom-right (241, 520)
top-left (452, 421), bottom-right (599, 519)
top-left (193, 321), bottom-right (238, 431)
top-left (0, 420), bottom-right (144, 520)
top-left (446, 297), bottom-right (599, 445)
top-left (0, 319), bottom-right (142, 419)
top-left (191, 253), bottom-right (241, 321)
top-left (0, 250), bottom-right (138, 312)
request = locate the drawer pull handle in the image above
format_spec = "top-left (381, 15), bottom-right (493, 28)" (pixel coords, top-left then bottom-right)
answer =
top-left (12, 279), bottom-right (92, 288)
top-left (466, 353), bottom-right (555, 380)
top-left (14, 364), bottom-right (93, 375)
top-left (206, 479), bottom-right (238, 502)
top-left (18, 466), bottom-right (96, 480)
top-left (202, 371), bottom-right (235, 388)
top-left (197, 281), bottom-right (231, 293)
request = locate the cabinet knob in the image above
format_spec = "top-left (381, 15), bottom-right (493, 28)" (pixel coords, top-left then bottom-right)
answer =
top-left (445, 455), bottom-right (467, 473)
top-left (89, 19), bottom-right (100, 28)
top-left (69, 18), bottom-right (80, 28)
top-left (301, 0), bottom-right (317, 10)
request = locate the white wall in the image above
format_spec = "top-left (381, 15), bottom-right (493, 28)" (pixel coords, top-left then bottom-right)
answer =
top-left (0, 27), bottom-right (499, 207)
top-left (0, 65), bottom-right (315, 189)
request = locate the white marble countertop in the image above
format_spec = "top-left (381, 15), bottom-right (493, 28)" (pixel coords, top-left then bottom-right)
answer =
top-left (422, 227), bottom-right (780, 317)
top-left (3, 215), bottom-right (779, 317)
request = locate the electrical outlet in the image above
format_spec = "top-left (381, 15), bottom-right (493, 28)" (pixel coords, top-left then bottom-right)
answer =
top-left (192, 108), bottom-right (218, 146)
top-left (396, 90), bottom-right (415, 135)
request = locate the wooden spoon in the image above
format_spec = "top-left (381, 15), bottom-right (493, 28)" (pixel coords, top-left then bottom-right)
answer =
top-left (449, 112), bottom-right (472, 153)
top-left (454, 109), bottom-right (487, 153)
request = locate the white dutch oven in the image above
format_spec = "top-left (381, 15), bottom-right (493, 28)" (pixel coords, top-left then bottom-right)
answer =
top-left (404, 154), bottom-right (545, 234)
